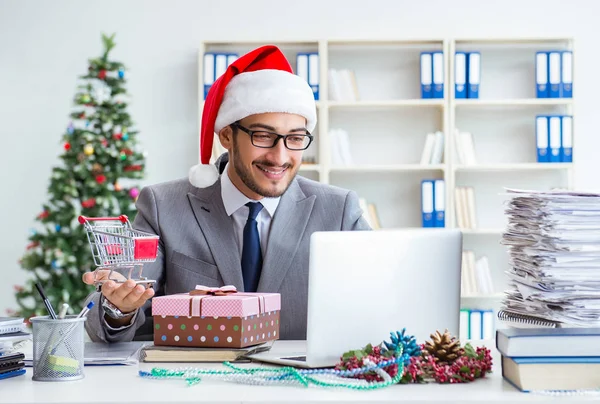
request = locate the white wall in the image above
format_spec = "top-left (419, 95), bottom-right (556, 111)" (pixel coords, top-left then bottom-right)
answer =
top-left (1, 0), bottom-right (599, 313)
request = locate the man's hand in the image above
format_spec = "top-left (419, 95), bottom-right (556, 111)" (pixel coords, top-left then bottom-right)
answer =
top-left (82, 269), bottom-right (154, 326)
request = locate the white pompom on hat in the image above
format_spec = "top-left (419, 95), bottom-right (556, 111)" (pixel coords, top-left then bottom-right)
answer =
top-left (189, 45), bottom-right (317, 188)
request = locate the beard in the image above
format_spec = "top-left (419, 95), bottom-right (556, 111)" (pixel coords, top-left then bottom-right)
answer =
top-left (231, 136), bottom-right (298, 198)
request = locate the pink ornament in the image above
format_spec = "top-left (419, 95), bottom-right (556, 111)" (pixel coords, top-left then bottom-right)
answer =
top-left (129, 187), bottom-right (140, 199)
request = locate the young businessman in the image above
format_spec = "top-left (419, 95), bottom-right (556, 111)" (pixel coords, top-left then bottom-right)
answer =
top-left (82, 45), bottom-right (371, 343)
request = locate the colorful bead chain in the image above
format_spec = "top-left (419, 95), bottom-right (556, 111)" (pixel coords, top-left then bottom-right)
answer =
top-left (139, 346), bottom-right (405, 390)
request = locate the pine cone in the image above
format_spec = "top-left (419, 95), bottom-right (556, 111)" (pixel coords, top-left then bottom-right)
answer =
top-left (92, 163), bottom-right (104, 175)
top-left (424, 329), bottom-right (463, 365)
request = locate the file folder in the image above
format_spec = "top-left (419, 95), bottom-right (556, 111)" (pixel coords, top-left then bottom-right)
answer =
top-left (548, 116), bottom-right (561, 162)
top-left (467, 52), bottom-right (480, 98)
top-left (455, 52), bottom-right (467, 99)
top-left (432, 51), bottom-right (444, 99)
top-left (226, 54), bottom-right (238, 67)
top-left (420, 52), bottom-right (433, 99)
top-left (535, 52), bottom-right (549, 98)
top-left (421, 180), bottom-right (434, 227)
top-left (469, 310), bottom-right (482, 340)
top-left (215, 54), bottom-right (228, 80)
top-left (434, 179), bottom-right (445, 227)
top-left (296, 54), bottom-right (309, 82)
top-left (535, 115), bottom-right (549, 163)
top-left (561, 51), bottom-right (573, 98)
top-left (308, 53), bottom-right (320, 100)
top-left (203, 53), bottom-right (215, 99)
top-left (561, 115), bottom-right (573, 162)
top-left (548, 51), bottom-right (561, 98)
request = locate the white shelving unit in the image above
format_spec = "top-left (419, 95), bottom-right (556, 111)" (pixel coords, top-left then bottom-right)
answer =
top-left (198, 37), bottom-right (575, 316)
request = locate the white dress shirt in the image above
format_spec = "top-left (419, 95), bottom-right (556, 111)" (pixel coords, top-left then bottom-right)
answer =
top-left (220, 163), bottom-right (280, 257)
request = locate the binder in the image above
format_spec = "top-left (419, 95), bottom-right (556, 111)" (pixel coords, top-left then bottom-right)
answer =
top-left (469, 310), bottom-right (482, 340)
top-left (535, 115), bottom-right (549, 163)
top-left (308, 53), bottom-right (320, 100)
top-left (215, 54), bottom-right (228, 81)
top-left (548, 51), bottom-right (561, 98)
top-left (460, 309), bottom-right (470, 340)
top-left (421, 180), bottom-right (434, 227)
top-left (203, 53), bottom-right (215, 99)
top-left (467, 52), bottom-right (480, 99)
top-left (434, 179), bottom-right (445, 227)
top-left (561, 115), bottom-right (573, 163)
top-left (535, 51), bottom-right (549, 98)
top-left (420, 52), bottom-right (433, 99)
top-left (561, 50), bottom-right (573, 98)
top-left (548, 116), bottom-right (561, 162)
top-left (432, 51), bottom-right (444, 99)
top-left (482, 310), bottom-right (494, 340)
top-left (296, 54), bottom-right (309, 82)
top-left (226, 53), bottom-right (238, 67)
top-left (454, 52), bottom-right (467, 99)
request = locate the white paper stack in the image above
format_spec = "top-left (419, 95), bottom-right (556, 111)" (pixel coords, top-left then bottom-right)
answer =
top-left (500, 187), bottom-right (600, 328)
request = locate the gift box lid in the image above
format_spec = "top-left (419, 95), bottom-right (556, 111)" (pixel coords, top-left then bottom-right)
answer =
top-left (152, 285), bottom-right (281, 318)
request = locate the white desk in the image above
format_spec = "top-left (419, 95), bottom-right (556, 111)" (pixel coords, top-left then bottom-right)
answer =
top-left (1, 340), bottom-right (599, 404)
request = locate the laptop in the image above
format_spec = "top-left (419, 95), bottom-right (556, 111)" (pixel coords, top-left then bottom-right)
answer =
top-left (249, 228), bottom-right (463, 368)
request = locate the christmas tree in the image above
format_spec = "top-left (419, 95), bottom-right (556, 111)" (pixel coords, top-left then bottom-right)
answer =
top-left (12, 33), bottom-right (147, 321)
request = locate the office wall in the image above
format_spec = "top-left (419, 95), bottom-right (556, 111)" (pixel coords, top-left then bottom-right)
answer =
top-left (1, 0), bottom-right (598, 313)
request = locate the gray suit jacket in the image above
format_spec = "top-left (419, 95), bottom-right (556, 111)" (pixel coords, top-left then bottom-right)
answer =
top-left (84, 154), bottom-right (370, 343)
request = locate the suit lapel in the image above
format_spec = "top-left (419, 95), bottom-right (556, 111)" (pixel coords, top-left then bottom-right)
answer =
top-left (187, 181), bottom-right (244, 290)
top-left (258, 179), bottom-right (315, 293)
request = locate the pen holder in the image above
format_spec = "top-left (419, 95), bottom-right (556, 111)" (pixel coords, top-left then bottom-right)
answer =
top-left (30, 315), bottom-right (86, 381)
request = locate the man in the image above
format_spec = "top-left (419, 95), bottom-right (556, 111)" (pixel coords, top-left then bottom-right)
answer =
top-left (82, 45), bottom-right (371, 343)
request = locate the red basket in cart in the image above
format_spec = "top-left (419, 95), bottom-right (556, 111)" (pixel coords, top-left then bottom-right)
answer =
top-left (79, 215), bottom-right (158, 286)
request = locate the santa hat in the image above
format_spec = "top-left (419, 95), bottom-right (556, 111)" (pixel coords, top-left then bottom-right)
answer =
top-left (189, 45), bottom-right (317, 188)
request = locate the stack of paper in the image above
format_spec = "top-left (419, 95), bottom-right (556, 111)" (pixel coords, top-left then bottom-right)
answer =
top-left (500, 188), bottom-right (600, 327)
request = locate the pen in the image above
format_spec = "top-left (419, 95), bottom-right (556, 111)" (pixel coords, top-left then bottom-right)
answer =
top-left (58, 303), bottom-right (69, 319)
top-left (35, 283), bottom-right (57, 319)
top-left (77, 301), bottom-right (95, 318)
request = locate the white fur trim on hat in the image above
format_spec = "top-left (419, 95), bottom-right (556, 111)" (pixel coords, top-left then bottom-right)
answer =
top-left (214, 69), bottom-right (317, 133)
top-left (188, 163), bottom-right (219, 188)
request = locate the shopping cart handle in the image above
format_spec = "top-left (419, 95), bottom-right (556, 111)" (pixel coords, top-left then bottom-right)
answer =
top-left (78, 215), bottom-right (129, 224)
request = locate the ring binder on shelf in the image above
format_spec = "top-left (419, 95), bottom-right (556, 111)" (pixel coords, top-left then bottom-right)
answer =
top-left (497, 310), bottom-right (560, 328)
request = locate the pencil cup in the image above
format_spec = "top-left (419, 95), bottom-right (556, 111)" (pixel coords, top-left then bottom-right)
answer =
top-left (30, 315), bottom-right (86, 381)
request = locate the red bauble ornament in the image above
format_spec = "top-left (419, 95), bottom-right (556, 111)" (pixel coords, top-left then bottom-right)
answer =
top-left (113, 133), bottom-right (122, 140)
top-left (114, 182), bottom-right (122, 192)
top-left (95, 174), bottom-right (106, 184)
top-left (98, 70), bottom-right (107, 79)
top-left (37, 210), bottom-right (49, 219)
top-left (64, 142), bottom-right (71, 151)
top-left (79, 112), bottom-right (85, 119)
top-left (101, 138), bottom-right (108, 147)
top-left (81, 198), bottom-right (96, 208)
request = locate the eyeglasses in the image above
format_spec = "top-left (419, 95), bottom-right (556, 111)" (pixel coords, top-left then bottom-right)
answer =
top-left (232, 123), bottom-right (313, 151)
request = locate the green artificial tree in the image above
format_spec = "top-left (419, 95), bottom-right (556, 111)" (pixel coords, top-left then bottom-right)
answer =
top-left (12, 33), bottom-right (147, 321)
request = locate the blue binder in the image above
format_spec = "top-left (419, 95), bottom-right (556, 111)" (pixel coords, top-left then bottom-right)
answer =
top-left (455, 52), bottom-right (467, 99)
top-left (535, 115), bottom-right (549, 163)
top-left (434, 179), bottom-right (445, 227)
top-left (203, 53), bottom-right (216, 99)
top-left (432, 51), bottom-right (444, 99)
top-left (535, 51), bottom-right (549, 98)
top-left (467, 52), bottom-right (480, 99)
top-left (548, 51), bottom-right (561, 98)
top-left (420, 52), bottom-right (433, 99)
top-left (561, 51), bottom-right (573, 98)
top-left (548, 116), bottom-right (561, 162)
top-left (561, 115), bottom-right (573, 162)
top-left (421, 180), bottom-right (435, 227)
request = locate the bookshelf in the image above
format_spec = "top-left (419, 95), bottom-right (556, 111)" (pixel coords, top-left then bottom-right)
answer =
top-left (198, 37), bottom-right (575, 329)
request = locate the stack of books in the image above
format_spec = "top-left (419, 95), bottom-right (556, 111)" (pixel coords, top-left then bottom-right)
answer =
top-left (499, 188), bottom-right (600, 328)
top-left (497, 327), bottom-right (600, 391)
top-left (0, 317), bottom-right (29, 380)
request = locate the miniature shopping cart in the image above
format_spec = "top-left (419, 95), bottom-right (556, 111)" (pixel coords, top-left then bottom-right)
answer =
top-left (79, 215), bottom-right (159, 289)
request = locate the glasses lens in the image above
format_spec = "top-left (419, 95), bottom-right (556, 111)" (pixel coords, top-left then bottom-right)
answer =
top-left (252, 132), bottom-right (278, 147)
top-left (285, 135), bottom-right (311, 150)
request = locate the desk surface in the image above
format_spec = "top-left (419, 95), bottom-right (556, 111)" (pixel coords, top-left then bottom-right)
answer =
top-left (2, 340), bottom-right (599, 404)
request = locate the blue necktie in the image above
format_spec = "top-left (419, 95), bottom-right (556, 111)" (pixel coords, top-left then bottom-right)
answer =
top-left (241, 202), bottom-right (263, 292)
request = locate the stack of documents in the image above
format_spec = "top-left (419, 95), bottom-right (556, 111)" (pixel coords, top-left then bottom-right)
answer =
top-left (499, 188), bottom-right (600, 328)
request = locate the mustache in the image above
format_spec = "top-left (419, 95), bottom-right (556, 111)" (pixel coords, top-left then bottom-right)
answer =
top-left (253, 161), bottom-right (293, 169)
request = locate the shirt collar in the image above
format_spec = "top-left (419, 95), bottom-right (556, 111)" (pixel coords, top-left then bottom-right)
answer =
top-left (220, 163), bottom-right (280, 217)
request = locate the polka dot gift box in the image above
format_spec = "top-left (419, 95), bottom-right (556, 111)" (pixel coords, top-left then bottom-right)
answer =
top-left (151, 285), bottom-right (281, 348)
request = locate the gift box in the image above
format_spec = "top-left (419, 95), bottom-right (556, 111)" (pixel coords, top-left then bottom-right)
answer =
top-left (151, 285), bottom-right (281, 348)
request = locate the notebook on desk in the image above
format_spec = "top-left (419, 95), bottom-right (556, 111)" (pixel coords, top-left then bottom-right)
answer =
top-left (139, 341), bottom-right (272, 363)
